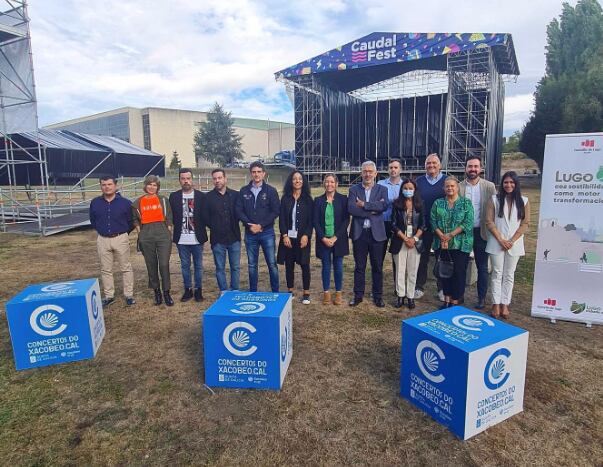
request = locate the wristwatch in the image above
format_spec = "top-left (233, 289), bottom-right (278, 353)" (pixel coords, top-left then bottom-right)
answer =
top-left (413, 236), bottom-right (419, 242)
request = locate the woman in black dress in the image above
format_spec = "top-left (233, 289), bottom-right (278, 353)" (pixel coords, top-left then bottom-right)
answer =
top-left (277, 170), bottom-right (313, 304)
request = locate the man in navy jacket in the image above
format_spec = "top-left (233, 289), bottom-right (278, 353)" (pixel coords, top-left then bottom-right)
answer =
top-left (235, 161), bottom-right (280, 292)
top-left (348, 160), bottom-right (388, 308)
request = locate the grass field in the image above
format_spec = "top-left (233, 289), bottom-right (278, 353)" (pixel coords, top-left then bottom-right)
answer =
top-left (1, 176), bottom-right (602, 465)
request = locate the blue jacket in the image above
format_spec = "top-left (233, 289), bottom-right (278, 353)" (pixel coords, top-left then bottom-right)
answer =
top-left (235, 182), bottom-right (280, 233)
top-left (347, 183), bottom-right (388, 241)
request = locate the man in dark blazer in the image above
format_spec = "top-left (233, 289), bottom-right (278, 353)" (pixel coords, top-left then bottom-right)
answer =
top-left (169, 168), bottom-right (208, 302)
top-left (347, 160), bottom-right (388, 307)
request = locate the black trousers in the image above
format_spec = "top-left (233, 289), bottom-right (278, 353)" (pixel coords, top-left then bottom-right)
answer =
top-left (353, 228), bottom-right (385, 300)
top-left (285, 259), bottom-right (310, 290)
top-left (436, 249), bottom-right (469, 301)
top-left (382, 220), bottom-right (396, 285)
top-left (416, 229), bottom-right (441, 292)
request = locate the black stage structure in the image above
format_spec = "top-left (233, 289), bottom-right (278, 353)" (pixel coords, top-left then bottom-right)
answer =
top-left (276, 32), bottom-right (519, 184)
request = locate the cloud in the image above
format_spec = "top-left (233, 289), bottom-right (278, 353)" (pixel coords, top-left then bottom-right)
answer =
top-left (27, 0), bottom-right (563, 130)
top-left (504, 93), bottom-right (535, 134)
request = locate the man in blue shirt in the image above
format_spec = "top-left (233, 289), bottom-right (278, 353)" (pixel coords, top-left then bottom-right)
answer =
top-left (415, 153), bottom-right (446, 300)
top-left (235, 161), bottom-right (280, 292)
top-left (89, 176), bottom-right (135, 307)
top-left (378, 158), bottom-right (402, 287)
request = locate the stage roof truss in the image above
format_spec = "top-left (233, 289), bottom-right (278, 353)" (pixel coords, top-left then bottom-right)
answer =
top-left (275, 31), bottom-right (516, 182)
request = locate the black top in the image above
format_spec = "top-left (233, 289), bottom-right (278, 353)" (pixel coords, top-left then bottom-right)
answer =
top-left (235, 182), bottom-right (280, 232)
top-left (277, 194), bottom-right (313, 266)
top-left (168, 189), bottom-right (208, 244)
top-left (389, 203), bottom-right (426, 255)
top-left (202, 187), bottom-right (241, 246)
top-left (313, 192), bottom-right (350, 258)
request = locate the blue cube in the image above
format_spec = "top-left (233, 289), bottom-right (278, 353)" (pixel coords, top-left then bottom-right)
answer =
top-left (203, 291), bottom-right (293, 390)
top-left (401, 307), bottom-right (528, 440)
top-left (6, 279), bottom-right (106, 370)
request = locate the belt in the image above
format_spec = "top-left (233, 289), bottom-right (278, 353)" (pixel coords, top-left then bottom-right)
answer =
top-left (100, 232), bottom-right (126, 238)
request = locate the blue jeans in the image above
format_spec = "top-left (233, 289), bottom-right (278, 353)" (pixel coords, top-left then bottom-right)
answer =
top-left (245, 228), bottom-right (279, 292)
top-left (320, 248), bottom-right (343, 291)
top-left (177, 243), bottom-right (203, 289)
top-left (211, 241), bottom-right (241, 291)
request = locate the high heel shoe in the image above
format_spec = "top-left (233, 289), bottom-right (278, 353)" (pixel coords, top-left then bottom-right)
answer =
top-left (154, 288), bottom-right (162, 306)
top-left (491, 304), bottom-right (501, 318)
top-left (501, 304), bottom-right (510, 319)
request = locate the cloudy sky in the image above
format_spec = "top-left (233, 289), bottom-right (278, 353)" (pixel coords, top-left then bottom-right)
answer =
top-left (29, 0), bottom-right (572, 134)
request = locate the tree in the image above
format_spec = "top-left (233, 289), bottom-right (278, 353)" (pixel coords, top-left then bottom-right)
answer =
top-left (193, 103), bottom-right (244, 166)
top-left (503, 131), bottom-right (521, 153)
top-left (169, 150), bottom-right (182, 170)
top-left (520, 0), bottom-right (603, 170)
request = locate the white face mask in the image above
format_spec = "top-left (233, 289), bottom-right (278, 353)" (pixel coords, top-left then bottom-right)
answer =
top-left (402, 189), bottom-right (414, 198)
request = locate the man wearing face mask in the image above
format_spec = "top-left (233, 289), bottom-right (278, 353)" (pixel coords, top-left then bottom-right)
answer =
top-left (459, 156), bottom-right (496, 309)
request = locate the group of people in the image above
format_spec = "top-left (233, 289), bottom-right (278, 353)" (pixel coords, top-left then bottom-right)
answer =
top-left (89, 154), bottom-right (529, 319)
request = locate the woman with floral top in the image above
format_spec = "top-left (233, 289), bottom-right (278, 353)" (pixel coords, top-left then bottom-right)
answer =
top-left (430, 176), bottom-right (474, 309)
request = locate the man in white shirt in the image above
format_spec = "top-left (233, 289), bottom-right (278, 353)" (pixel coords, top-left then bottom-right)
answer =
top-left (459, 156), bottom-right (496, 309)
top-left (169, 168), bottom-right (208, 302)
top-left (378, 159), bottom-right (402, 284)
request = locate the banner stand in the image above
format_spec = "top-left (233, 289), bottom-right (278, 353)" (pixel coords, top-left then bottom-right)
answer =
top-left (531, 132), bottom-right (603, 327)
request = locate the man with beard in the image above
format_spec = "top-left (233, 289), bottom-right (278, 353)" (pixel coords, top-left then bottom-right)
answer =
top-left (169, 168), bottom-right (208, 302)
top-left (459, 156), bottom-right (496, 309)
top-left (203, 169), bottom-right (241, 292)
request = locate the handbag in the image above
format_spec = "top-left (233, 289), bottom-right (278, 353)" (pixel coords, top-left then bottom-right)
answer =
top-left (433, 249), bottom-right (454, 279)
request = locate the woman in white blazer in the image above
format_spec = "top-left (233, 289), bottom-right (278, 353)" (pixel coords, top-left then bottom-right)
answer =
top-left (485, 171), bottom-right (530, 319)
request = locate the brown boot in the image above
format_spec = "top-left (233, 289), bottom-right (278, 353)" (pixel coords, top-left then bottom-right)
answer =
top-left (322, 291), bottom-right (331, 305)
top-left (333, 291), bottom-right (343, 305)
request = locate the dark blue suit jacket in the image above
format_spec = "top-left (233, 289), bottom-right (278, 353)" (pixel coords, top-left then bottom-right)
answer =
top-left (347, 183), bottom-right (388, 241)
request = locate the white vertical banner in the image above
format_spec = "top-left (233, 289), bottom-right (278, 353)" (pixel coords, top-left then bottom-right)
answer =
top-left (531, 133), bottom-right (603, 326)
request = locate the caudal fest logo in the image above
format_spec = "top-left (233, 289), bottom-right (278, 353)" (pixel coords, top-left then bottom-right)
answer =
top-left (451, 314), bottom-right (495, 332)
top-left (30, 304), bottom-right (68, 336)
top-left (222, 321), bottom-right (257, 356)
top-left (416, 340), bottom-right (446, 383)
top-left (484, 348), bottom-right (511, 390)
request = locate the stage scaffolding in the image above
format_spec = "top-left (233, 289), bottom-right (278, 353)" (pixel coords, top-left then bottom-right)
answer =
top-left (0, 1), bottom-right (166, 235)
top-left (276, 33), bottom-right (519, 184)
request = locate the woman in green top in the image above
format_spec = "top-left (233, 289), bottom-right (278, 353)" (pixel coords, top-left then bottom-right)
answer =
top-left (430, 176), bottom-right (474, 308)
top-left (313, 174), bottom-right (350, 306)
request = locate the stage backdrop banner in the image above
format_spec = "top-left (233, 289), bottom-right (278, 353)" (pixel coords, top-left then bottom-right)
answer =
top-left (531, 132), bottom-right (603, 326)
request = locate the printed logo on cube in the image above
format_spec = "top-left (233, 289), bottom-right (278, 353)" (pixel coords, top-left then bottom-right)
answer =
top-left (6, 279), bottom-right (106, 370)
top-left (401, 307), bottom-right (528, 440)
top-left (203, 292), bottom-right (293, 390)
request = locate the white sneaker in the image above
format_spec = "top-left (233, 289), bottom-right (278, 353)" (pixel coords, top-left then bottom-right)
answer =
top-left (438, 290), bottom-right (445, 302)
top-left (414, 289), bottom-right (424, 299)
top-left (302, 294), bottom-right (311, 305)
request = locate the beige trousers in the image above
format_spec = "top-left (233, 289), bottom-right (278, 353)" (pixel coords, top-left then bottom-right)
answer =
top-left (392, 244), bottom-right (420, 299)
top-left (96, 233), bottom-right (134, 298)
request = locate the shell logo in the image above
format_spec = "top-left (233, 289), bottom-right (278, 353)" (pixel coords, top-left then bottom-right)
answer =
top-left (484, 348), bottom-right (511, 390)
top-left (416, 340), bottom-right (446, 383)
top-left (30, 304), bottom-right (68, 336)
top-left (452, 314), bottom-right (495, 332)
top-left (222, 322), bottom-right (257, 357)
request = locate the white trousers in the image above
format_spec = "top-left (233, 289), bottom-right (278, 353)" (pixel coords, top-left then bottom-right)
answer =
top-left (392, 244), bottom-right (420, 299)
top-left (489, 252), bottom-right (521, 305)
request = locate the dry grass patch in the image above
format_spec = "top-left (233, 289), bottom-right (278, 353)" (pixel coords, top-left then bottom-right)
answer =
top-left (0, 182), bottom-right (602, 465)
